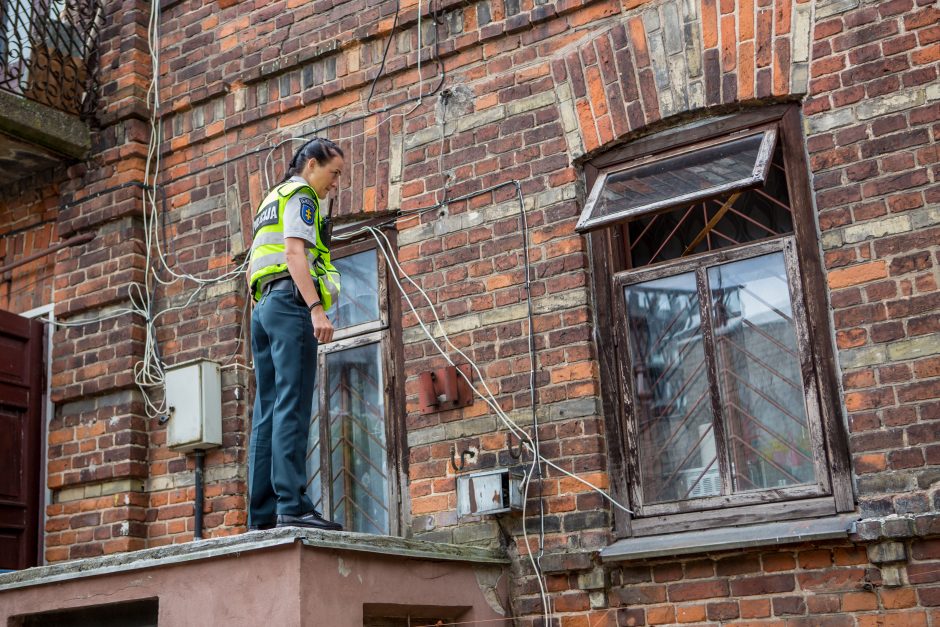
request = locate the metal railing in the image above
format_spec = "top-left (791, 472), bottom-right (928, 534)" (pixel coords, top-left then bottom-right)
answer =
top-left (0, 0), bottom-right (102, 119)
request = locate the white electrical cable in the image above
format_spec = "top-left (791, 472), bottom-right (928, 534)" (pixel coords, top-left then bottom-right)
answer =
top-left (363, 226), bottom-right (551, 621)
top-left (115, 0), bottom-right (257, 418)
top-left (368, 225), bottom-right (634, 514)
top-left (336, 224), bottom-right (635, 514)
top-left (365, 224), bottom-right (636, 624)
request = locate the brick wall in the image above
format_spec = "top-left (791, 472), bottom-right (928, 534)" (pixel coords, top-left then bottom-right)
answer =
top-left (600, 533), bottom-right (940, 627)
top-left (805, 0), bottom-right (940, 521)
top-left (0, 0), bottom-right (937, 623)
top-left (0, 173), bottom-right (61, 314)
top-left (40, 0), bottom-right (155, 561)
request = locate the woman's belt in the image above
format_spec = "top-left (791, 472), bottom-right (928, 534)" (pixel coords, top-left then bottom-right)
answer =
top-left (261, 277), bottom-right (293, 295)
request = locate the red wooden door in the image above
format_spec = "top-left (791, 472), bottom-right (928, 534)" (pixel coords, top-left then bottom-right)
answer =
top-left (0, 308), bottom-right (44, 570)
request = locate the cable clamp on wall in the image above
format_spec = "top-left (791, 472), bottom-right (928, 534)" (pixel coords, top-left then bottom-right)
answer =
top-left (450, 444), bottom-right (476, 473)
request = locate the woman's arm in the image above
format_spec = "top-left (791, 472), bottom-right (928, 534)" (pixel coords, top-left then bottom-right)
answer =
top-left (284, 236), bottom-right (334, 343)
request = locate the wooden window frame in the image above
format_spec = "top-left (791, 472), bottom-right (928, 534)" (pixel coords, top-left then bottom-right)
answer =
top-left (307, 234), bottom-right (408, 537)
top-left (586, 105), bottom-right (853, 538)
top-left (577, 124), bottom-right (778, 232)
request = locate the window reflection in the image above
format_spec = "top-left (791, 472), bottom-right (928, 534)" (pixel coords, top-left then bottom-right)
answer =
top-left (708, 253), bottom-right (814, 491)
top-left (328, 249), bottom-right (380, 330)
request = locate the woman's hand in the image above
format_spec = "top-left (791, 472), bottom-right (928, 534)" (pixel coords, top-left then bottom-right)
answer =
top-left (311, 306), bottom-right (334, 344)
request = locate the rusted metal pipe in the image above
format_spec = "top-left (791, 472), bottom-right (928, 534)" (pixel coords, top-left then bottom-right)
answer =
top-left (0, 232), bottom-right (95, 275)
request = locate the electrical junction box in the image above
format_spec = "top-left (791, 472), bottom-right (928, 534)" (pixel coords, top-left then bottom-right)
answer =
top-left (456, 467), bottom-right (524, 518)
top-left (165, 359), bottom-right (222, 452)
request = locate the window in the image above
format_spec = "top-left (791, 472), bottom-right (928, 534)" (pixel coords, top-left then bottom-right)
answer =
top-left (577, 126), bottom-right (777, 232)
top-left (582, 106), bottom-right (852, 537)
top-left (305, 241), bottom-right (403, 535)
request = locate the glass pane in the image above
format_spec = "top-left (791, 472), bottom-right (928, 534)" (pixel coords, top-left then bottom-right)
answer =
top-left (326, 342), bottom-right (389, 534)
top-left (584, 132), bottom-right (770, 228)
top-left (625, 272), bottom-right (720, 503)
top-left (626, 145), bottom-right (792, 267)
top-left (328, 249), bottom-right (380, 330)
top-left (305, 387), bottom-right (323, 512)
top-left (708, 252), bottom-right (815, 491)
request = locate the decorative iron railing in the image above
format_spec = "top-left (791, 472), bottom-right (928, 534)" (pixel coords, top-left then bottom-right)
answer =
top-left (0, 0), bottom-right (103, 119)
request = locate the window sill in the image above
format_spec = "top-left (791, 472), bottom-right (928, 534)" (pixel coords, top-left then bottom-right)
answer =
top-left (599, 513), bottom-right (858, 562)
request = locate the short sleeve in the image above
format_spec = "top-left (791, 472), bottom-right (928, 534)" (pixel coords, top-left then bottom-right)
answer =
top-left (282, 190), bottom-right (319, 247)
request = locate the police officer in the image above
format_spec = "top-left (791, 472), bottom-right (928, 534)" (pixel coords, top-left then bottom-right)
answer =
top-left (246, 137), bottom-right (344, 531)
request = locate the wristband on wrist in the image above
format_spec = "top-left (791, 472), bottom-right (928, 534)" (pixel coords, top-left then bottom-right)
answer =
top-left (308, 300), bottom-right (322, 311)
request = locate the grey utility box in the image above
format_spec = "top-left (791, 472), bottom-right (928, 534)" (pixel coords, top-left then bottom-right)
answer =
top-left (165, 359), bottom-right (222, 452)
top-left (457, 467), bottom-right (524, 518)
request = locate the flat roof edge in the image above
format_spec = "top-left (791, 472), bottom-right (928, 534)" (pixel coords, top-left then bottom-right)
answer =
top-left (0, 529), bottom-right (508, 592)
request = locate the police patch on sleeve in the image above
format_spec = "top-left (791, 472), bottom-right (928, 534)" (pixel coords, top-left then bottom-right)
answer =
top-left (299, 197), bottom-right (316, 225)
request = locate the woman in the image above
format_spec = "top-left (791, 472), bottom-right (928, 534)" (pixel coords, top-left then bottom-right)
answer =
top-left (245, 137), bottom-right (344, 531)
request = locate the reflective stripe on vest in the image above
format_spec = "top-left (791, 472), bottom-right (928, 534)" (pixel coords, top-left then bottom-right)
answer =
top-left (247, 181), bottom-right (341, 308)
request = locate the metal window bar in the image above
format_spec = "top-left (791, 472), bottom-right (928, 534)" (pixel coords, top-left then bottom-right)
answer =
top-left (0, 0), bottom-right (102, 118)
top-left (624, 246), bottom-right (822, 507)
top-left (725, 400), bottom-right (813, 463)
top-left (624, 143), bottom-right (794, 269)
top-left (326, 353), bottom-right (389, 534)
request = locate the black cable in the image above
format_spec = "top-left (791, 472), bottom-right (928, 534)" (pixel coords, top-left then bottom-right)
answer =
top-left (366, 0), bottom-right (401, 113)
top-left (515, 179), bottom-right (545, 569)
top-left (62, 0), bottom-right (449, 207)
top-left (1, 219), bottom-right (57, 240)
top-left (61, 181), bottom-right (153, 210)
top-left (162, 0), bottom-right (447, 188)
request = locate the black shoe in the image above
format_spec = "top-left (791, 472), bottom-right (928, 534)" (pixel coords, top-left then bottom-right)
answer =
top-left (248, 522), bottom-right (276, 531)
top-left (276, 510), bottom-right (343, 531)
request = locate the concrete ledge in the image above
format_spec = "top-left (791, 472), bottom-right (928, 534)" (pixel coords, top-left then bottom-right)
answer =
top-left (600, 514), bottom-right (858, 562)
top-left (0, 89), bottom-right (90, 159)
top-left (0, 528), bottom-right (508, 592)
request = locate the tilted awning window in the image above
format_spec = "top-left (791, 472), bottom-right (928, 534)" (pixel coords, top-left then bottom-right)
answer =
top-left (576, 126), bottom-right (778, 233)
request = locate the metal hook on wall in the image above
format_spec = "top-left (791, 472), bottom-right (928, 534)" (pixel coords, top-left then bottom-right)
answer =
top-left (507, 432), bottom-right (524, 460)
top-left (450, 444), bottom-right (475, 473)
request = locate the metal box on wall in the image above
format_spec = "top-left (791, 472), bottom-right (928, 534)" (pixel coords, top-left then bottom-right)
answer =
top-left (456, 467), bottom-right (524, 518)
top-left (165, 359), bottom-right (222, 452)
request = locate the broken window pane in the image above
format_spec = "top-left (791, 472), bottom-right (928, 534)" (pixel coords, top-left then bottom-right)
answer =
top-left (625, 272), bottom-right (720, 504)
top-left (708, 252), bottom-right (815, 491)
top-left (577, 129), bottom-right (776, 232)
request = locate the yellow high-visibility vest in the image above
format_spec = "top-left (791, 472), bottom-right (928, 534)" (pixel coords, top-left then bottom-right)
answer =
top-left (247, 181), bottom-right (340, 309)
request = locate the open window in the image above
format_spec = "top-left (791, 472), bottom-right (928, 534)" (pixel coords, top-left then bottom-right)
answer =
top-left (583, 106), bottom-right (852, 540)
top-left (577, 125), bottom-right (777, 233)
top-left (305, 238), bottom-right (404, 536)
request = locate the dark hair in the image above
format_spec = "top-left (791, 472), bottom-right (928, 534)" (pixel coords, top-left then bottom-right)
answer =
top-left (282, 137), bottom-right (344, 183)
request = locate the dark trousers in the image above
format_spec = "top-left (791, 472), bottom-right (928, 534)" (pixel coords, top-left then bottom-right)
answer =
top-left (248, 289), bottom-right (317, 527)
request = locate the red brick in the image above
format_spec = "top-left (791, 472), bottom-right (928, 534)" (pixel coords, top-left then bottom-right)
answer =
top-left (668, 580), bottom-right (730, 602)
top-left (739, 598), bottom-right (771, 618)
top-left (882, 587), bottom-right (918, 608)
top-left (675, 604), bottom-right (707, 623)
top-left (730, 574), bottom-right (795, 596)
top-left (842, 591), bottom-right (878, 611)
top-left (707, 600), bottom-right (740, 620)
